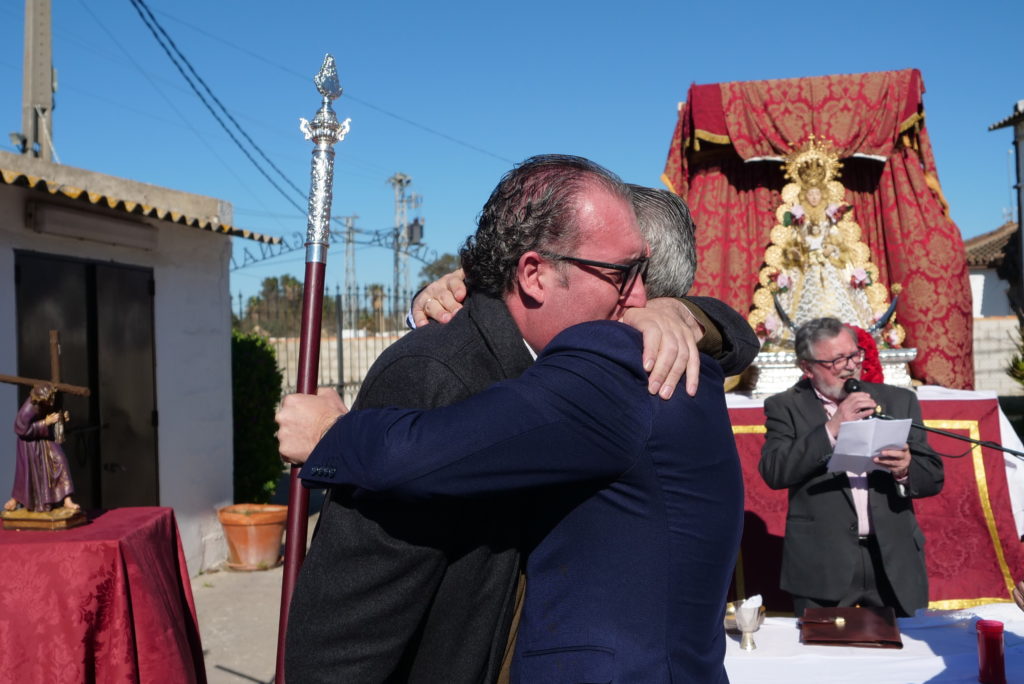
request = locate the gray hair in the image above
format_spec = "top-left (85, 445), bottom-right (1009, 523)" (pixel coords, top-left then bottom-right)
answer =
top-left (629, 185), bottom-right (697, 298)
top-left (794, 317), bottom-right (856, 362)
top-left (460, 154), bottom-right (631, 297)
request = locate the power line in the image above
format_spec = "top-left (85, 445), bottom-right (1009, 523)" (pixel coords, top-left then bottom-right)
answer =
top-left (128, 0), bottom-right (411, 242)
top-left (128, 0), bottom-right (307, 215)
top-left (76, 0), bottom-right (286, 230)
top-left (131, 0), bottom-right (307, 203)
top-left (151, 7), bottom-right (515, 165)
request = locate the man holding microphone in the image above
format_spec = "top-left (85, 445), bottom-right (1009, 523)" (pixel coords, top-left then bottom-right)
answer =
top-left (759, 316), bottom-right (943, 617)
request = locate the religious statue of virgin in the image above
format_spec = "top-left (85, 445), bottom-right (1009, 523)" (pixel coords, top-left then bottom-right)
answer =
top-left (747, 136), bottom-right (904, 349)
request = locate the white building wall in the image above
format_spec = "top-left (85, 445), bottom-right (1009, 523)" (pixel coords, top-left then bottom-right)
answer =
top-left (971, 270), bottom-right (1014, 317)
top-left (970, 266), bottom-right (1022, 395)
top-left (0, 184), bottom-right (232, 574)
top-left (973, 316), bottom-right (1024, 396)
top-left (152, 226), bottom-right (234, 574)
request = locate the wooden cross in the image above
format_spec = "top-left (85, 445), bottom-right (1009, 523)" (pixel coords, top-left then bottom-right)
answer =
top-left (0, 330), bottom-right (90, 397)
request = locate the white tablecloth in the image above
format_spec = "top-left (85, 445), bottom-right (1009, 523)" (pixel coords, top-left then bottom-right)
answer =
top-left (724, 602), bottom-right (1024, 683)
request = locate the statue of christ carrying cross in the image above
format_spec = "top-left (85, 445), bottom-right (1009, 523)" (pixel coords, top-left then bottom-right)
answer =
top-left (1, 331), bottom-right (90, 526)
top-left (6, 382), bottom-right (78, 513)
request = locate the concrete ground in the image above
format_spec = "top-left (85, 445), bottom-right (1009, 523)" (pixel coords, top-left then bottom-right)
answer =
top-left (193, 483), bottom-right (322, 684)
top-left (192, 560), bottom-right (283, 684)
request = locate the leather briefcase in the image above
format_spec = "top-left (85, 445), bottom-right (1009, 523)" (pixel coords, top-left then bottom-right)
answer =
top-left (799, 606), bottom-right (903, 649)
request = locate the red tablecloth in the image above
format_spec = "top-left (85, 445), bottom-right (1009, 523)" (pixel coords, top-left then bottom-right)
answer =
top-left (0, 507), bottom-right (206, 682)
top-left (730, 397), bottom-right (1023, 613)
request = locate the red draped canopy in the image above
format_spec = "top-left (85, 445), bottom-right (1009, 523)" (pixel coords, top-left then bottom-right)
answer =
top-left (663, 69), bottom-right (973, 388)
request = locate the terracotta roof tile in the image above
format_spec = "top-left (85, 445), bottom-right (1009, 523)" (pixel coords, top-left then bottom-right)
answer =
top-left (964, 221), bottom-right (1017, 268)
top-left (0, 166), bottom-right (281, 245)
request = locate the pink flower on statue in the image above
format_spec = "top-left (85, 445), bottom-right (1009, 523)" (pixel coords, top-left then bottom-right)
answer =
top-left (826, 203), bottom-right (850, 222)
top-left (887, 328), bottom-right (901, 347)
top-left (790, 205), bottom-right (805, 226)
top-left (775, 273), bottom-right (791, 291)
top-left (755, 313), bottom-right (782, 341)
top-left (850, 268), bottom-right (871, 289)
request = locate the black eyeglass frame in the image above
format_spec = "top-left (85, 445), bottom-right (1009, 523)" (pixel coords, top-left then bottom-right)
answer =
top-left (809, 347), bottom-right (867, 371)
top-left (540, 251), bottom-right (650, 295)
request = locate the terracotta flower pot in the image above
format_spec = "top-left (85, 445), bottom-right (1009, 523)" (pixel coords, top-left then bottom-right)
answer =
top-left (217, 503), bottom-right (288, 571)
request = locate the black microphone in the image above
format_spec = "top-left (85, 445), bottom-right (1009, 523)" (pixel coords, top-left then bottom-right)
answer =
top-left (842, 378), bottom-right (887, 419)
top-left (843, 377), bottom-right (902, 421)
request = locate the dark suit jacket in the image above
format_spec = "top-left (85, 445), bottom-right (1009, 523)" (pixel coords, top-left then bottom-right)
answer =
top-left (759, 378), bottom-right (944, 614)
top-left (288, 292), bottom-right (758, 683)
top-left (304, 321), bottom-right (744, 684)
top-left (286, 293), bottom-right (533, 683)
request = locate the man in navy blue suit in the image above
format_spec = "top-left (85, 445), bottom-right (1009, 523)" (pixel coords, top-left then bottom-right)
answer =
top-left (283, 186), bottom-right (746, 683)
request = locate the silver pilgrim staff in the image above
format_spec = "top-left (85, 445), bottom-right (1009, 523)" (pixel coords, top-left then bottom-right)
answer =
top-left (276, 53), bottom-right (350, 683)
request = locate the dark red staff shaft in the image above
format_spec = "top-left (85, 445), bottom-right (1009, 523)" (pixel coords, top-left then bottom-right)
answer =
top-left (276, 257), bottom-right (326, 681)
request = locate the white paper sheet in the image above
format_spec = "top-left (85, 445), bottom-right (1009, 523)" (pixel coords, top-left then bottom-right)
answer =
top-left (828, 418), bottom-right (911, 474)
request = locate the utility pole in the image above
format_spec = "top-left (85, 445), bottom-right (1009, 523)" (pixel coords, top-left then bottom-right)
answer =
top-left (341, 214), bottom-right (358, 330)
top-left (14, 0), bottom-right (57, 161)
top-left (342, 215), bottom-right (358, 296)
top-left (387, 173), bottom-right (421, 302)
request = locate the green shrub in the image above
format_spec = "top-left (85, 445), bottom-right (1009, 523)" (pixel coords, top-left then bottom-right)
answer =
top-left (1008, 325), bottom-right (1024, 388)
top-left (231, 330), bottom-right (284, 503)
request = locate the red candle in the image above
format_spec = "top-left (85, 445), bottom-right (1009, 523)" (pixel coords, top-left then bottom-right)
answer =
top-left (976, 619), bottom-right (1005, 684)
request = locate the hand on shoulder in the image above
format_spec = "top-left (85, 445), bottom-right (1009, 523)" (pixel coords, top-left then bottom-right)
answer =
top-left (620, 298), bottom-right (704, 399)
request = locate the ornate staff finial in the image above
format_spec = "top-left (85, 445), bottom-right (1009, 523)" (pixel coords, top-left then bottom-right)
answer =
top-left (314, 54), bottom-right (342, 100)
top-left (298, 54), bottom-right (351, 262)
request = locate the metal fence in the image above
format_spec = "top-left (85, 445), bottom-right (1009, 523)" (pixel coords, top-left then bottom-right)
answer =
top-left (235, 285), bottom-right (414, 404)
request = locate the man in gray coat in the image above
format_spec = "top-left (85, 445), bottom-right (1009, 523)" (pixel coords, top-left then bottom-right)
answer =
top-left (759, 317), bottom-right (944, 617)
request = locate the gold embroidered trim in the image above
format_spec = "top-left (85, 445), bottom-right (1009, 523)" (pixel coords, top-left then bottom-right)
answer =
top-left (927, 597), bottom-right (1013, 610)
top-left (732, 425), bottom-right (767, 435)
top-left (924, 172), bottom-right (950, 216)
top-left (660, 173), bottom-right (678, 196)
top-left (898, 111), bottom-right (923, 135)
top-left (694, 129), bottom-right (731, 146)
top-left (733, 547), bottom-right (747, 600)
top-left (731, 425), bottom-right (761, 599)
top-left (924, 419), bottom-right (1015, 597)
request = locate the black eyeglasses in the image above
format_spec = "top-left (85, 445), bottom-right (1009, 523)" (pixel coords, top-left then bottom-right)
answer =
top-left (810, 348), bottom-right (866, 371)
top-left (541, 252), bottom-right (649, 295)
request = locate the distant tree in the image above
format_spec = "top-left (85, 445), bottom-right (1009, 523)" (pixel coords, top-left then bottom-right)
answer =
top-left (235, 275), bottom-right (303, 336)
top-left (418, 253), bottom-right (460, 288)
top-left (238, 274), bottom-right (412, 338)
top-left (1007, 325), bottom-right (1024, 387)
top-left (356, 283), bottom-right (389, 334)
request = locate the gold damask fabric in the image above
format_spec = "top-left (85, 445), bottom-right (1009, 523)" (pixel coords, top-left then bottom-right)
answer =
top-left (662, 69), bottom-right (972, 388)
top-left (720, 70), bottom-right (924, 160)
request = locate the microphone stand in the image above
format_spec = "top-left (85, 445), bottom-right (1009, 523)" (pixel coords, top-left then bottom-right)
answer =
top-left (876, 412), bottom-right (1024, 463)
top-left (844, 377), bottom-right (1024, 463)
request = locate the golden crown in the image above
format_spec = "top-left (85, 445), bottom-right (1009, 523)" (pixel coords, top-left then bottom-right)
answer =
top-left (783, 136), bottom-right (842, 188)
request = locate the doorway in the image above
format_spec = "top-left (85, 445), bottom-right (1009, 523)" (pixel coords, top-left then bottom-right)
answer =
top-left (14, 251), bottom-right (158, 509)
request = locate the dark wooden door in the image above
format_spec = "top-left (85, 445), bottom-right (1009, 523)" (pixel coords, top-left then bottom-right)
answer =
top-left (14, 251), bottom-right (158, 509)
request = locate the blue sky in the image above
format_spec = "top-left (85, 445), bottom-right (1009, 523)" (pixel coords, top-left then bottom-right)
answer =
top-left (1, 1), bottom-right (1021, 305)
